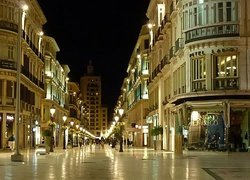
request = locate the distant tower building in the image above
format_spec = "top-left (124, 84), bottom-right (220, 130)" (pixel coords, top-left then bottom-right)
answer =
top-left (80, 61), bottom-right (107, 138)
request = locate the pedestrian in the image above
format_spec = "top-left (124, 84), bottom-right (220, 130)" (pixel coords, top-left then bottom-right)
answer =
top-left (127, 138), bottom-right (130, 147)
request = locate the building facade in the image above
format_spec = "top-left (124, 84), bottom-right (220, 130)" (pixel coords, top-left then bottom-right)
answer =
top-left (80, 61), bottom-right (108, 138)
top-left (42, 36), bottom-right (69, 148)
top-left (121, 25), bottom-right (150, 147)
top-left (0, 0), bottom-right (71, 150)
top-left (145, 0), bottom-right (250, 153)
top-left (0, 0), bottom-right (46, 149)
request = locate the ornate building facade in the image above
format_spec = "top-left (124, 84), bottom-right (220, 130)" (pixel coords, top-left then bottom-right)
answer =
top-left (145, 0), bottom-right (250, 152)
top-left (0, 0), bottom-right (46, 149)
top-left (120, 25), bottom-right (150, 147)
top-left (0, 0), bottom-right (71, 150)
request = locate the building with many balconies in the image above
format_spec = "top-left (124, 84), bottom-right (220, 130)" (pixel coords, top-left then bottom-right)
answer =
top-left (121, 25), bottom-right (150, 147)
top-left (146, 0), bottom-right (250, 153)
top-left (42, 36), bottom-right (70, 149)
top-left (0, 0), bottom-right (46, 149)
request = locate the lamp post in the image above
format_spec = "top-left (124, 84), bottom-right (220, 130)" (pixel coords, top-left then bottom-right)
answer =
top-left (75, 124), bottom-right (79, 147)
top-left (62, 114), bottom-right (67, 149)
top-left (11, 3), bottom-right (28, 162)
top-left (82, 129), bottom-right (86, 146)
top-left (49, 105), bottom-right (56, 152)
top-left (118, 108), bottom-right (124, 152)
top-left (70, 120), bottom-right (74, 148)
top-left (79, 127), bottom-right (83, 147)
top-left (114, 107), bottom-right (124, 152)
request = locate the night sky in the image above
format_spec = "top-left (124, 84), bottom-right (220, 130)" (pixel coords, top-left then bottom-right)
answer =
top-left (38, 0), bottom-right (149, 115)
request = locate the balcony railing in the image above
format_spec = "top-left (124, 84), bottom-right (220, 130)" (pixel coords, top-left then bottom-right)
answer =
top-left (0, 59), bottom-right (16, 70)
top-left (175, 38), bottom-right (184, 53)
top-left (185, 24), bottom-right (239, 43)
top-left (192, 79), bottom-right (206, 92)
top-left (214, 77), bottom-right (239, 90)
top-left (161, 13), bottom-right (170, 28)
top-left (0, 20), bottom-right (18, 32)
top-left (169, 46), bottom-right (175, 59)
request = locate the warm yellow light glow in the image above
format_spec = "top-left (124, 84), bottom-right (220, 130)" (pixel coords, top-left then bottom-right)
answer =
top-left (22, 4), bottom-right (28, 11)
top-left (38, 31), bottom-right (44, 36)
top-left (50, 105), bottom-right (56, 116)
top-left (62, 114), bottom-right (67, 122)
top-left (114, 115), bottom-right (119, 122)
top-left (45, 71), bottom-right (53, 77)
top-left (147, 23), bottom-right (153, 29)
top-left (118, 108), bottom-right (124, 116)
top-left (191, 111), bottom-right (199, 121)
top-left (142, 69), bottom-right (149, 75)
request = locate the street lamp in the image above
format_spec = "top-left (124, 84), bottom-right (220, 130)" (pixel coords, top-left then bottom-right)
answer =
top-left (118, 108), bottom-right (124, 152)
top-left (70, 120), bottom-right (74, 148)
top-left (49, 105), bottom-right (56, 152)
top-left (114, 115), bottom-right (119, 122)
top-left (118, 108), bottom-right (124, 117)
top-left (114, 107), bottom-right (125, 152)
top-left (11, 3), bottom-right (28, 162)
top-left (62, 114), bottom-right (67, 149)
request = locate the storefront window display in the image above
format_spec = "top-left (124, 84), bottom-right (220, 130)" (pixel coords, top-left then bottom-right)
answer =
top-left (188, 111), bottom-right (225, 151)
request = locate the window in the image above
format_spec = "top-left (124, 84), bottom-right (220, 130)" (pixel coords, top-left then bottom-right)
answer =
top-left (213, 3), bottom-right (217, 23)
top-left (215, 55), bottom-right (238, 78)
top-left (218, 3), bottom-right (223, 22)
top-left (6, 80), bottom-right (15, 98)
top-left (198, 4), bottom-right (203, 25)
top-left (144, 39), bottom-right (149, 49)
top-left (7, 6), bottom-right (14, 21)
top-left (192, 57), bottom-right (206, 90)
top-left (8, 45), bottom-right (14, 60)
top-left (193, 57), bottom-right (206, 80)
top-left (226, 2), bottom-right (232, 21)
top-left (214, 54), bottom-right (238, 89)
top-left (194, 8), bottom-right (197, 26)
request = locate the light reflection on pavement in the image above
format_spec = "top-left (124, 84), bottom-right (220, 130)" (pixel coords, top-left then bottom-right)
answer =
top-left (0, 145), bottom-right (250, 180)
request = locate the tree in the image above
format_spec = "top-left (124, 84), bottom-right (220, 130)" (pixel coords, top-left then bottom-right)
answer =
top-left (113, 124), bottom-right (125, 152)
top-left (151, 125), bottom-right (163, 137)
top-left (42, 129), bottom-right (52, 153)
top-left (151, 125), bottom-right (163, 150)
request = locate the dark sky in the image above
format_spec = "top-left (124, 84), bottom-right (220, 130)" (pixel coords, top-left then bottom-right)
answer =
top-left (38, 0), bottom-right (149, 114)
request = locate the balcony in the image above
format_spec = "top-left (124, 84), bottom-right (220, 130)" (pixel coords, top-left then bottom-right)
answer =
top-left (192, 79), bottom-right (206, 92)
top-left (0, 59), bottom-right (16, 70)
top-left (175, 38), bottom-right (184, 53)
top-left (169, 46), bottom-right (175, 60)
top-left (0, 20), bottom-right (18, 33)
top-left (161, 54), bottom-right (170, 70)
top-left (185, 24), bottom-right (239, 43)
top-left (214, 77), bottom-right (239, 90)
top-left (161, 13), bottom-right (171, 29)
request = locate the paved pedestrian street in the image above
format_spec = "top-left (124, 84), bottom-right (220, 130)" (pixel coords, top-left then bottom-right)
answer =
top-left (0, 145), bottom-right (250, 180)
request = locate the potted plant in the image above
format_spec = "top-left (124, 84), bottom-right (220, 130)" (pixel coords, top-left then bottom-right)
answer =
top-left (42, 129), bottom-right (52, 153)
top-left (8, 134), bottom-right (15, 151)
top-left (151, 125), bottom-right (163, 150)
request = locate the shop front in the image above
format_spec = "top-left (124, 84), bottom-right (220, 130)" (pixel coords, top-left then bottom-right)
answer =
top-left (183, 100), bottom-right (250, 152)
